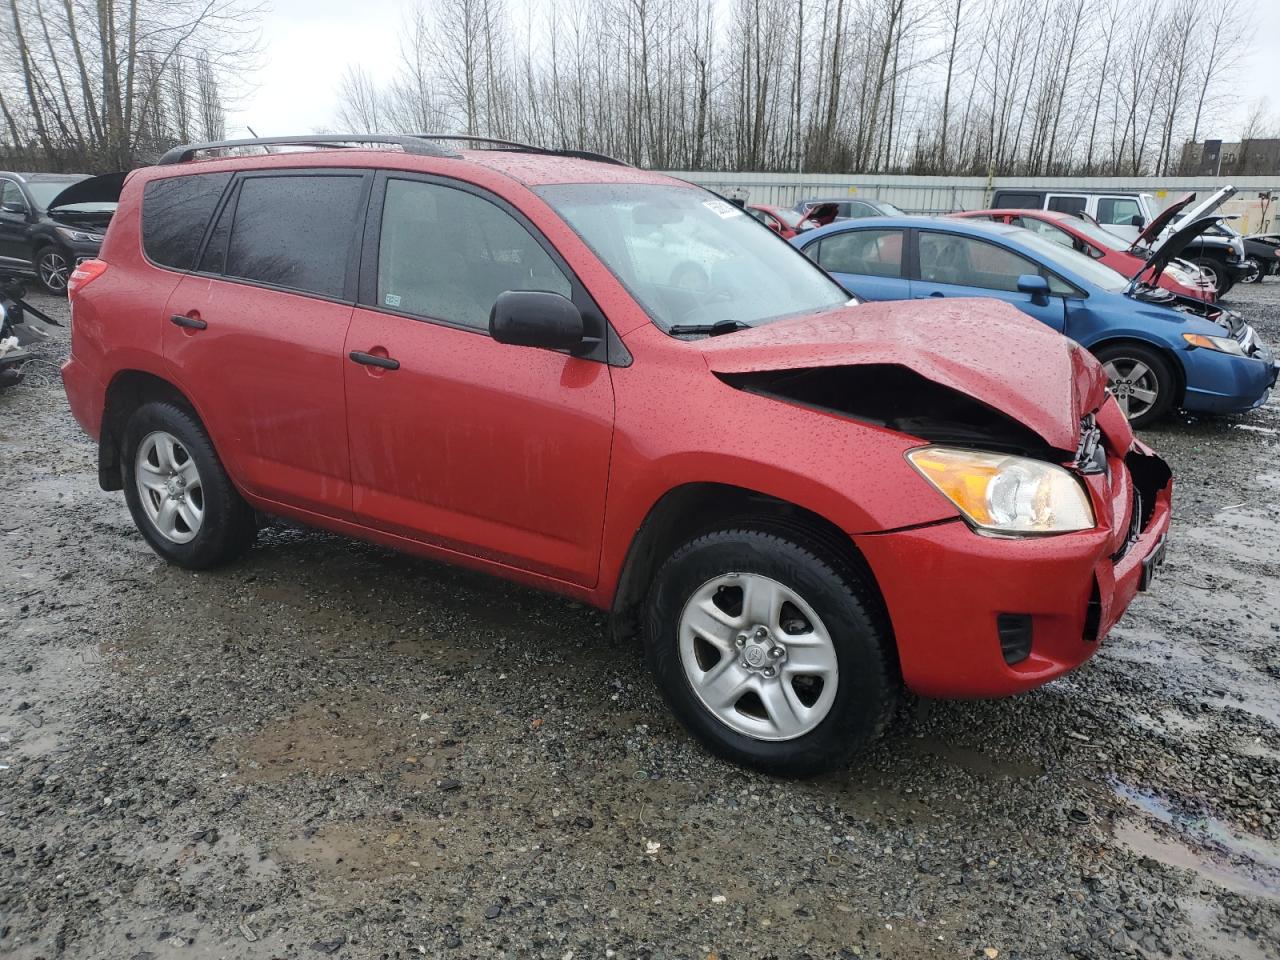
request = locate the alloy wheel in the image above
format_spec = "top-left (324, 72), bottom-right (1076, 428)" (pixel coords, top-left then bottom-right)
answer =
top-left (1102, 358), bottom-right (1160, 421)
top-left (134, 430), bottom-right (205, 543)
top-left (38, 250), bottom-right (70, 293)
top-left (677, 572), bottom-right (838, 741)
top-left (1241, 258), bottom-right (1262, 284)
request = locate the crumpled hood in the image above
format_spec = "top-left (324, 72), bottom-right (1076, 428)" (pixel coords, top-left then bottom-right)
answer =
top-left (696, 299), bottom-right (1107, 452)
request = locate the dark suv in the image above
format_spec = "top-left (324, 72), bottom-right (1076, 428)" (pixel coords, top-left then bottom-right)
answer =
top-left (0, 171), bottom-right (120, 293)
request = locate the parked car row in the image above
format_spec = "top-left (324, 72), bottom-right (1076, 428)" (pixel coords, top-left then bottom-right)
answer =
top-left (58, 134), bottom-right (1176, 776)
top-left (792, 190), bottom-right (1278, 428)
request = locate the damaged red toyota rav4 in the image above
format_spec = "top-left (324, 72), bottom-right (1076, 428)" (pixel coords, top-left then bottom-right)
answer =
top-left (62, 136), bottom-right (1172, 776)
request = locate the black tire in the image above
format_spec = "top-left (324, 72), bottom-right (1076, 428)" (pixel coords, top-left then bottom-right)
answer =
top-left (121, 400), bottom-right (256, 569)
top-left (1243, 257), bottom-right (1264, 283)
top-left (1093, 342), bottom-right (1176, 429)
top-left (1189, 256), bottom-right (1231, 298)
top-left (645, 527), bottom-right (897, 777)
top-left (35, 244), bottom-right (71, 295)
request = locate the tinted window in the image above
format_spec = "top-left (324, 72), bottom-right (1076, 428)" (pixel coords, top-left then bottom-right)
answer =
top-left (1097, 197), bottom-right (1142, 227)
top-left (993, 192), bottom-right (1042, 209)
top-left (142, 173), bottom-right (232, 270)
top-left (224, 175), bottom-right (364, 298)
top-left (919, 232), bottom-right (1040, 292)
top-left (1046, 195), bottom-right (1087, 217)
top-left (377, 179), bottom-right (570, 330)
top-left (814, 230), bottom-right (903, 277)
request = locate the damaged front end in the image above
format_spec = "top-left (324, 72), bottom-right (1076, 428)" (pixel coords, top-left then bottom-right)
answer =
top-left (695, 300), bottom-right (1173, 697)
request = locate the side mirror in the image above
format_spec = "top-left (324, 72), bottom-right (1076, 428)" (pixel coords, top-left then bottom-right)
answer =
top-left (1016, 274), bottom-right (1051, 306)
top-left (1130, 215), bottom-right (1146, 228)
top-left (490, 290), bottom-right (585, 352)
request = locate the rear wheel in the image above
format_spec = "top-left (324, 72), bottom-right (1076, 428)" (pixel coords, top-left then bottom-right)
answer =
top-left (36, 245), bottom-right (71, 295)
top-left (1242, 257), bottom-right (1263, 284)
top-left (121, 401), bottom-right (257, 569)
top-left (1094, 342), bottom-right (1175, 429)
top-left (645, 527), bottom-right (896, 777)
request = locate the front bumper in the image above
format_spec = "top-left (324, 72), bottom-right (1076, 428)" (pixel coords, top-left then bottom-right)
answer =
top-left (854, 435), bottom-right (1173, 699)
top-left (1181, 341), bottom-right (1279, 414)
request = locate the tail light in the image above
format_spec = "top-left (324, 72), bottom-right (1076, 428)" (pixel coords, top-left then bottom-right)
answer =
top-left (68, 258), bottom-right (107, 298)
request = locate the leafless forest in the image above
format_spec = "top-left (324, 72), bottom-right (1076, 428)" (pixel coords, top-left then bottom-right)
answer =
top-left (336, 0), bottom-right (1258, 175)
top-left (0, 0), bottom-right (259, 169)
top-left (0, 0), bottom-right (1262, 174)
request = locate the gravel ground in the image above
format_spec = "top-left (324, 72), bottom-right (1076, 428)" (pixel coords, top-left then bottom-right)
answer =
top-left (1, 285), bottom-right (1278, 960)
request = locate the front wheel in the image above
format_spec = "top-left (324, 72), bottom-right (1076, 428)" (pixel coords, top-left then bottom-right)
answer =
top-left (35, 245), bottom-right (71, 295)
top-left (645, 527), bottom-right (897, 777)
top-left (121, 401), bottom-right (257, 569)
top-left (1242, 257), bottom-right (1263, 284)
top-left (1189, 256), bottom-right (1232, 298)
top-left (1094, 343), bottom-right (1175, 429)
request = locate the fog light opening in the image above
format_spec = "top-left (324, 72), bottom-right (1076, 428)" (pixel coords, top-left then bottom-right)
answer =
top-left (997, 613), bottom-right (1033, 665)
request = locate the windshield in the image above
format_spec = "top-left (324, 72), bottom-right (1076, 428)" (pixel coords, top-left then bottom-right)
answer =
top-left (537, 183), bottom-right (849, 332)
top-left (774, 208), bottom-right (805, 229)
top-left (25, 180), bottom-right (82, 208)
top-left (1069, 217), bottom-right (1130, 248)
top-left (1013, 230), bottom-right (1129, 292)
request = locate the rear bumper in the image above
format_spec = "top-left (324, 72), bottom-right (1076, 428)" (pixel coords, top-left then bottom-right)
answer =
top-left (854, 446), bottom-right (1173, 699)
top-left (61, 353), bottom-right (105, 440)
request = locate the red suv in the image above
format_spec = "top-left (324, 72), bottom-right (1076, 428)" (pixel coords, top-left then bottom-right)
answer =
top-left (62, 136), bottom-right (1173, 776)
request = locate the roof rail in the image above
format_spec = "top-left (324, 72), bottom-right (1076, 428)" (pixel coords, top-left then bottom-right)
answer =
top-left (155, 135), bottom-right (461, 166)
top-left (411, 134), bottom-right (630, 167)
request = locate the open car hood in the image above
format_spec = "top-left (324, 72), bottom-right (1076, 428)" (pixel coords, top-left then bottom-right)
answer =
top-left (1130, 192), bottom-right (1196, 251)
top-left (1134, 211), bottom-right (1234, 289)
top-left (697, 299), bottom-right (1106, 453)
top-left (45, 171), bottom-right (126, 210)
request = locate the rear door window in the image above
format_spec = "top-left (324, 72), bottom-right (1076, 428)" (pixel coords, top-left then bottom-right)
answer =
top-left (1046, 194), bottom-right (1088, 217)
top-left (814, 229), bottom-right (904, 277)
top-left (223, 174), bottom-right (366, 299)
top-left (375, 178), bottom-right (570, 330)
top-left (992, 192), bottom-right (1043, 210)
top-left (141, 173), bottom-right (232, 270)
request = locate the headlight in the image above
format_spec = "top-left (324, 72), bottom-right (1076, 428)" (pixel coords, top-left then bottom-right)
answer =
top-left (907, 446), bottom-right (1095, 535)
top-left (1165, 265), bottom-right (1194, 285)
top-left (1182, 332), bottom-right (1245, 356)
top-left (54, 226), bottom-right (104, 243)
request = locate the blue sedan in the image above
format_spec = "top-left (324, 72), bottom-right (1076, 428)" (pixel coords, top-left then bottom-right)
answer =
top-left (791, 216), bottom-right (1278, 427)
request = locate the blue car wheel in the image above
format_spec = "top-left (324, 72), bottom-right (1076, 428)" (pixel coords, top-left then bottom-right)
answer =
top-left (1093, 342), bottom-right (1175, 428)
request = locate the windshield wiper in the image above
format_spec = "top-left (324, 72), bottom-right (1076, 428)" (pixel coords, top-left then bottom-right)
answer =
top-left (667, 319), bottom-right (751, 337)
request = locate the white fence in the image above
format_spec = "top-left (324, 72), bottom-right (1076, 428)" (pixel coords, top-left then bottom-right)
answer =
top-left (660, 171), bottom-right (1280, 233)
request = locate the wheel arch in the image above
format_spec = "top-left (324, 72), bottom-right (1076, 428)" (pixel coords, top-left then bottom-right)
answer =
top-left (609, 482), bottom-right (893, 652)
top-left (98, 370), bottom-right (201, 491)
top-left (1088, 335), bottom-right (1187, 407)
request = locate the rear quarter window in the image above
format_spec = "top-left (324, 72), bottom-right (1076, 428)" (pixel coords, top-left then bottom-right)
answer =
top-left (141, 174), bottom-right (232, 269)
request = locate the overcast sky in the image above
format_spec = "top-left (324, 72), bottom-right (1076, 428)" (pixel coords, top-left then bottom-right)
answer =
top-left (226, 0), bottom-right (1280, 152)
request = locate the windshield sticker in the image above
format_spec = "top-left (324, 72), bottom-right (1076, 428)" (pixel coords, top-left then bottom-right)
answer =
top-left (384, 293), bottom-right (402, 308)
top-left (702, 199), bottom-right (743, 219)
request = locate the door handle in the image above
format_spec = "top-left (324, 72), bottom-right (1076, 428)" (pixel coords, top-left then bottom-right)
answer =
top-left (169, 314), bottom-right (207, 330)
top-left (928, 292), bottom-right (946, 298)
top-left (349, 350), bottom-right (400, 370)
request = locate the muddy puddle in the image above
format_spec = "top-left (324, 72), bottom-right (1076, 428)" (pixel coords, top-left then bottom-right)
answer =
top-left (1113, 781), bottom-right (1280, 901)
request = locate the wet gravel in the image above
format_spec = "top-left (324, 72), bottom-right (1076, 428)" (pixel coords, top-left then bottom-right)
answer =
top-left (1, 286), bottom-right (1278, 960)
